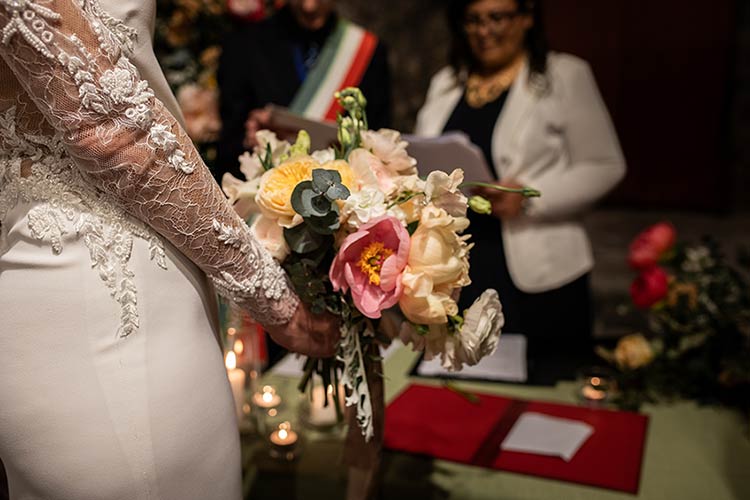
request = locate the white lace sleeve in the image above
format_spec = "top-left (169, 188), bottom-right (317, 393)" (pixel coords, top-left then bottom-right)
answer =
top-left (0, 0), bottom-right (299, 325)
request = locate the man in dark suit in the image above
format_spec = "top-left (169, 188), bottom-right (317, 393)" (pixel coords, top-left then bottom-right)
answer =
top-left (216, 0), bottom-right (391, 181)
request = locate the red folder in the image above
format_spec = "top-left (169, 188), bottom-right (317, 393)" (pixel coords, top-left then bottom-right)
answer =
top-left (384, 385), bottom-right (648, 494)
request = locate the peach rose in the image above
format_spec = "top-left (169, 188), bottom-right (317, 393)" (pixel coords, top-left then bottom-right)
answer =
top-left (614, 334), bottom-right (655, 370)
top-left (399, 205), bottom-right (471, 324)
top-left (256, 156), bottom-right (316, 227)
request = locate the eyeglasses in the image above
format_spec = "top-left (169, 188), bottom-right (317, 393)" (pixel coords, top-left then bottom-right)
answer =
top-left (463, 10), bottom-right (520, 34)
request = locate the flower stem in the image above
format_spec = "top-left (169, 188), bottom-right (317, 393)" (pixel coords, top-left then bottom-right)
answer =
top-left (460, 181), bottom-right (541, 198)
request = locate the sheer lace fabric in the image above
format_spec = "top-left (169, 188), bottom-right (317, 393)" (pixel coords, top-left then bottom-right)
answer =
top-left (0, 0), bottom-right (299, 332)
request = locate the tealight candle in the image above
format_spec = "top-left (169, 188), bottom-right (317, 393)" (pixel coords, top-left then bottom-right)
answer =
top-left (269, 421), bottom-right (299, 460)
top-left (253, 385), bottom-right (281, 409)
top-left (224, 351), bottom-right (246, 422)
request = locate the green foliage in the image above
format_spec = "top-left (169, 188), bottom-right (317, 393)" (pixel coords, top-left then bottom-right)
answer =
top-left (608, 237), bottom-right (750, 414)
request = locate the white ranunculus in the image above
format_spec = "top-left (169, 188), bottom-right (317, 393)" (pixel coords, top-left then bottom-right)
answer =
top-left (311, 148), bottom-right (336, 164)
top-left (425, 169), bottom-right (467, 217)
top-left (250, 215), bottom-right (290, 262)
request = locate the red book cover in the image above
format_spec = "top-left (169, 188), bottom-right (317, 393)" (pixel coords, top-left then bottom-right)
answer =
top-left (384, 385), bottom-right (649, 494)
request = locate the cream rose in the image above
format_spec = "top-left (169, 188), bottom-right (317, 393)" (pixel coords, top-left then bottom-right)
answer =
top-left (614, 333), bottom-right (655, 370)
top-left (399, 205), bottom-right (471, 324)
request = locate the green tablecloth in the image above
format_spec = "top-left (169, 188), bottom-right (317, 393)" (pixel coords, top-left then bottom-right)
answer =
top-left (241, 347), bottom-right (750, 500)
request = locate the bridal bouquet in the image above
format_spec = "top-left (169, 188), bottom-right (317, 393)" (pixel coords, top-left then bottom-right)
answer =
top-left (597, 222), bottom-right (750, 413)
top-left (223, 88), bottom-right (538, 439)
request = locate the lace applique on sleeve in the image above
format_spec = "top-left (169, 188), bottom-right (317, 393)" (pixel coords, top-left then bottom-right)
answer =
top-left (0, 0), bottom-right (299, 326)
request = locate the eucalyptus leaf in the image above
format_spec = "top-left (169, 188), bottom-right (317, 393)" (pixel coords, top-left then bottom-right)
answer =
top-left (291, 181), bottom-right (315, 216)
top-left (312, 169), bottom-right (341, 193)
top-left (284, 224), bottom-right (325, 253)
top-left (311, 194), bottom-right (332, 215)
top-left (326, 183), bottom-right (350, 201)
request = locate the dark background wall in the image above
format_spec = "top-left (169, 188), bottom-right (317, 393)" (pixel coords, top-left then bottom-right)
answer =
top-left (339, 0), bottom-right (747, 212)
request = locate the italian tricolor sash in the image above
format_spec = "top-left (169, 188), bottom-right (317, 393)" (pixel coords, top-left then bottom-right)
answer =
top-left (288, 19), bottom-right (378, 121)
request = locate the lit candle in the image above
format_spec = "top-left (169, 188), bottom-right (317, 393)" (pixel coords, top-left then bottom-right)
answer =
top-left (308, 384), bottom-right (342, 427)
top-left (225, 351), bottom-right (246, 422)
top-left (253, 385), bottom-right (281, 409)
top-left (269, 421), bottom-right (298, 450)
top-left (581, 385), bottom-right (606, 401)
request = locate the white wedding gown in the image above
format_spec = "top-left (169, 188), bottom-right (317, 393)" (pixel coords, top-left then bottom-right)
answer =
top-left (0, 0), bottom-right (299, 499)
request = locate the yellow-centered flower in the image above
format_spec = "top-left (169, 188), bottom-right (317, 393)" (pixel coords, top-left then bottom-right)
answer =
top-left (357, 242), bottom-right (394, 286)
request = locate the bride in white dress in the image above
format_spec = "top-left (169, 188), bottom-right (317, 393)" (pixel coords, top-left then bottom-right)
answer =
top-left (0, 0), bottom-right (338, 498)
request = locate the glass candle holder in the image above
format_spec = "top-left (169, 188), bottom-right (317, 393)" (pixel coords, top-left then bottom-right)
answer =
top-left (298, 383), bottom-right (345, 432)
top-left (577, 366), bottom-right (616, 405)
top-left (268, 421), bottom-right (301, 461)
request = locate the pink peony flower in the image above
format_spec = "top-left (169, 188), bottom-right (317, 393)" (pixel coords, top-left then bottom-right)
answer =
top-left (329, 216), bottom-right (410, 319)
top-left (628, 222), bottom-right (676, 270)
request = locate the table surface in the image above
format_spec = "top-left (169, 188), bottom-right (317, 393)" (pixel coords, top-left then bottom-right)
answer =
top-left (241, 347), bottom-right (750, 500)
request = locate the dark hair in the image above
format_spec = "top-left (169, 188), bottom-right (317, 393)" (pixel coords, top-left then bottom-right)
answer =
top-left (447, 0), bottom-right (548, 85)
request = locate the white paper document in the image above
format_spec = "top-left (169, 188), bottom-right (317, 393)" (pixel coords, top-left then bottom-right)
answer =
top-left (268, 105), bottom-right (338, 151)
top-left (403, 132), bottom-right (494, 184)
top-left (416, 334), bottom-right (527, 382)
top-left (501, 412), bottom-right (594, 462)
top-left (270, 339), bottom-right (403, 378)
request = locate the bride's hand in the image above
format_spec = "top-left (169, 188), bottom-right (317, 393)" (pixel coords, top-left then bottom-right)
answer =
top-left (264, 301), bottom-right (341, 358)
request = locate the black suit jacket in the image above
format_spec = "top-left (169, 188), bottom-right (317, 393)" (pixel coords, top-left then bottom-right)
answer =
top-left (216, 8), bottom-right (392, 180)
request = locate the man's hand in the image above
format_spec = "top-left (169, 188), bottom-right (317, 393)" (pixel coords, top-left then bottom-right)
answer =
top-left (264, 301), bottom-right (341, 358)
top-left (473, 179), bottom-right (526, 220)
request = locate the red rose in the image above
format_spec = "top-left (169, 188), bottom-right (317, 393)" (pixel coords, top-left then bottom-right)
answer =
top-left (630, 266), bottom-right (669, 309)
top-left (628, 222), bottom-right (676, 270)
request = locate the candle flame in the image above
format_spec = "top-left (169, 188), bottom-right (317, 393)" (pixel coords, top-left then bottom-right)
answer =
top-left (234, 339), bottom-right (244, 355)
top-left (262, 392), bottom-right (273, 403)
top-left (278, 429), bottom-right (288, 440)
top-left (227, 327), bottom-right (236, 336)
top-left (225, 351), bottom-right (237, 370)
top-left (279, 421), bottom-right (291, 431)
top-left (591, 377), bottom-right (601, 387)
top-left (327, 385), bottom-right (333, 395)
top-left (262, 385), bottom-right (274, 394)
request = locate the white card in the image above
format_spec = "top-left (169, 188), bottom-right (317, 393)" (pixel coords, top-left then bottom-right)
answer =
top-left (501, 412), bottom-right (594, 462)
top-left (416, 334), bottom-right (527, 382)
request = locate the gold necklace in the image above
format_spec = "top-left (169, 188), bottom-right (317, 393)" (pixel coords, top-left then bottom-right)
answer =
top-left (465, 56), bottom-right (525, 108)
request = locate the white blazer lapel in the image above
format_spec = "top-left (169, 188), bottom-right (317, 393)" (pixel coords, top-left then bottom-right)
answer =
top-left (491, 59), bottom-right (537, 179)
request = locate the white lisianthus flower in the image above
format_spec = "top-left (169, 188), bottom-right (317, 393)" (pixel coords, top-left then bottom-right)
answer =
top-left (221, 172), bottom-right (261, 219)
top-left (341, 186), bottom-right (387, 228)
top-left (450, 289), bottom-right (504, 369)
top-left (311, 148), bottom-right (336, 164)
top-left (425, 169), bottom-right (468, 217)
top-left (250, 215), bottom-right (290, 262)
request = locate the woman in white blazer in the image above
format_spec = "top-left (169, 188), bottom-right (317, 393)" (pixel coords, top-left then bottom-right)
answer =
top-left (415, 0), bottom-right (625, 365)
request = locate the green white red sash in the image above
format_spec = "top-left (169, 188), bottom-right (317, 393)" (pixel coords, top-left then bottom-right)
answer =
top-left (289, 19), bottom-right (378, 121)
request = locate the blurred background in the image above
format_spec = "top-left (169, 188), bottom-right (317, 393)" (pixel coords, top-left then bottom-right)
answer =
top-left (155, 0), bottom-right (749, 339)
